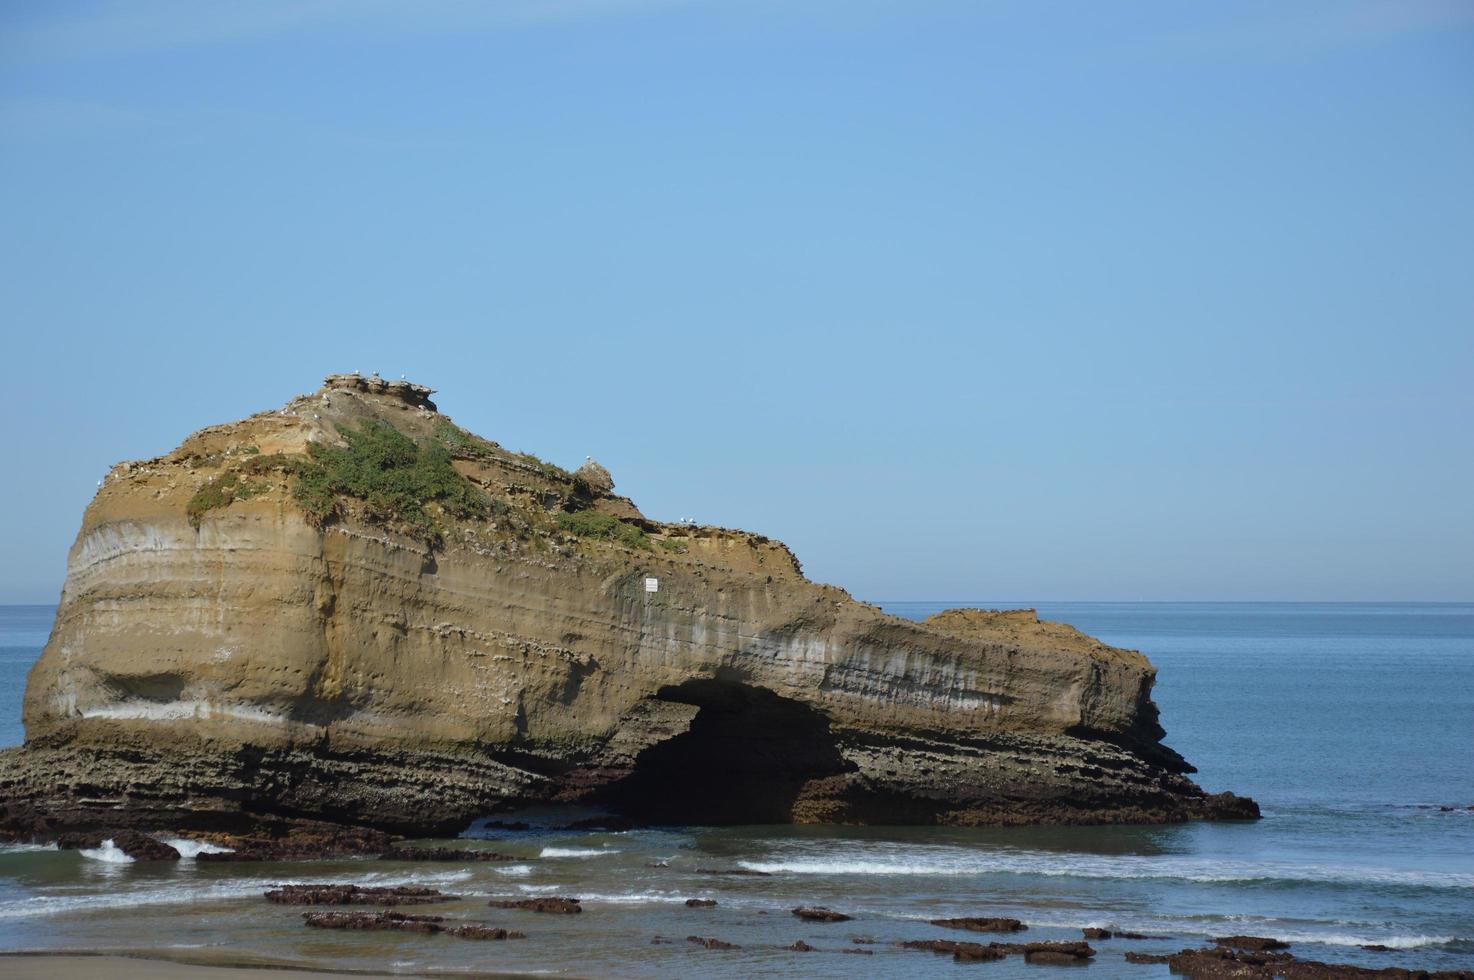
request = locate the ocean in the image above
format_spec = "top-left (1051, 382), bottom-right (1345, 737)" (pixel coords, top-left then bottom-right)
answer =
top-left (1, 601), bottom-right (1470, 977)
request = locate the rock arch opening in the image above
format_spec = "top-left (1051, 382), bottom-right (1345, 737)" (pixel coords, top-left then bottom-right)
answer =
top-left (597, 679), bottom-right (853, 825)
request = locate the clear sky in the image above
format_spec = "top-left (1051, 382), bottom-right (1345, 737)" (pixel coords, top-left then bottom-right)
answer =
top-left (2, 1), bottom-right (1471, 604)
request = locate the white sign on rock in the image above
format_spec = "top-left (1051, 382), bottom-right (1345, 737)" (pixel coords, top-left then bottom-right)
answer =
top-left (644, 577), bottom-right (659, 593)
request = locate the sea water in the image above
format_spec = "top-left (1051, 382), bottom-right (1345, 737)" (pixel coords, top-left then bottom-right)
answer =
top-left (0, 602), bottom-right (1470, 977)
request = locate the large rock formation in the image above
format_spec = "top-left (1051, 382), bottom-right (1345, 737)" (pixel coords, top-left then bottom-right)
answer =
top-left (0, 375), bottom-right (1255, 838)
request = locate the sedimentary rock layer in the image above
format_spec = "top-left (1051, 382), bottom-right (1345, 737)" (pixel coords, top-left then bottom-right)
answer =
top-left (0, 374), bottom-right (1255, 837)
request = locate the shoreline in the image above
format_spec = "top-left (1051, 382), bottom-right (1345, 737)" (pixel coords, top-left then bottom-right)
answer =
top-left (0, 951), bottom-right (562, 980)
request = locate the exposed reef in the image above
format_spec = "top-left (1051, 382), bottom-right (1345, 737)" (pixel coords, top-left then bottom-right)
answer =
top-left (0, 374), bottom-right (1255, 839)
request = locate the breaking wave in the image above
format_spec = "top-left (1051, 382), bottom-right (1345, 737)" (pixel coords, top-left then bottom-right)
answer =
top-left (540, 847), bottom-right (619, 858)
top-left (78, 840), bottom-right (133, 864)
top-left (0, 868), bottom-right (474, 921)
top-left (161, 838), bottom-right (234, 859)
top-left (1279, 933), bottom-right (1456, 950)
top-left (736, 845), bottom-right (1474, 890)
top-left (0, 843), bottom-right (57, 855)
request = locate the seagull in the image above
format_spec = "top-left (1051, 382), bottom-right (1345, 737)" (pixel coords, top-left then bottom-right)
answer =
top-left (96, 480), bottom-right (102, 488)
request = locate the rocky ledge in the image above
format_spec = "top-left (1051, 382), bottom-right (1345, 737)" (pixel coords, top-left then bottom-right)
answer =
top-left (0, 374), bottom-right (1255, 839)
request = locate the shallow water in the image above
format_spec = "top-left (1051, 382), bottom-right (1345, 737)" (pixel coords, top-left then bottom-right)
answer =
top-left (0, 602), bottom-right (1471, 977)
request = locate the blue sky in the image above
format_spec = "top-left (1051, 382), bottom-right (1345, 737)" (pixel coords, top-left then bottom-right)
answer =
top-left (2, 1), bottom-right (1471, 603)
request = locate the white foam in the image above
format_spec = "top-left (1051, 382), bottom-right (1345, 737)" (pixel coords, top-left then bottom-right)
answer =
top-left (539, 847), bottom-right (618, 858)
top-left (0, 867), bottom-right (473, 921)
top-left (1272, 932), bottom-right (1456, 950)
top-left (0, 843), bottom-right (58, 854)
top-left (570, 891), bottom-right (693, 905)
top-left (493, 864), bottom-right (533, 876)
top-left (735, 844), bottom-right (1474, 889)
top-left (79, 840), bottom-right (134, 864)
top-left (161, 838), bottom-right (233, 859)
top-left (506, 884), bottom-right (693, 905)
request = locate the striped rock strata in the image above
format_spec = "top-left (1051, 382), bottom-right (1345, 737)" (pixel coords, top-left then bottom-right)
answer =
top-left (0, 375), bottom-right (1255, 837)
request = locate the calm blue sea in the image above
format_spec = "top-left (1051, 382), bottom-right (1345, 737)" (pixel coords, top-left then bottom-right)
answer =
top-left (0, 604), bottom-right (50, 748)
top-left (0, 601), bottom-right (1471, 977)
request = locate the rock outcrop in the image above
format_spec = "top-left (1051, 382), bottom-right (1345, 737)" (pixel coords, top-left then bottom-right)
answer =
top-left (0, 374), bottom-right (1256, 838)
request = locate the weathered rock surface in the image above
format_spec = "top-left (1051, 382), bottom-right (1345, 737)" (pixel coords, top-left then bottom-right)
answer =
top-left (0, 374), bottom-right (1255, 837)
top-left (380, 846), bottom-right (518, 862)
top-left (687, 935), bottom-right (739, 950)
top-left (265, 884), bottom-right (457, 906)
top-left (1126, 946), bottom-right (1474, 979)
top-left (902, 938), bottom-right (1095, 964)
top-left (303, 910), bottom-right (443, 933)
top-left (792, 906), bottom-right (851, 922)
top-left (190, 824), bottom-right (393, 861)
top-left (931, 916), bottom-right (1027, 933)
top-left (488, 897), bottom-right (582, 914)
top-left (1216, 936), bottom-right (1292, 951)
top-left (56, 829), bottom-right (180, 861)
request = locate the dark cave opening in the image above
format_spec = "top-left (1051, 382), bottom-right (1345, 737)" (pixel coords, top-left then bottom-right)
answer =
top-left (596, 678), bottom-right (853, 825)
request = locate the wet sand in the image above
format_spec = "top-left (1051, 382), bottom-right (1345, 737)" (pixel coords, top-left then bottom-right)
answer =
top-left (0, 953), bottom-right (544, 979)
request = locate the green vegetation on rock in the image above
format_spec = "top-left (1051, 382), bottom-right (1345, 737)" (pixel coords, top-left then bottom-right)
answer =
top-left (185, 471), bottom-right (271, 528)
top-left (289, 420), bottom-right (489, 537)
top-left (556, 510), bottom-right (649, 549)
top-left (433, 419), bottom-right (501, 460)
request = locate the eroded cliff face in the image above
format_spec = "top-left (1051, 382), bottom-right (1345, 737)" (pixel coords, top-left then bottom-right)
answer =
top-left (0, 375), bottom-right (1254, 837)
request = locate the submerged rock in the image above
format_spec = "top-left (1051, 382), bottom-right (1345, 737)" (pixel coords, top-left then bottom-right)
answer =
top-left (303, 910), bottom-right (444, 933)
top-left (792, 906), bottom-right (852, 922)
top-left (380, 846), bottom-right (518, 862)
top-left (0, 374), bottom-right (1255, 838)
top-left (445, 924), bottom-right (525, 940)
top-left (902, 939), bottom-right (1095, 964)
top-left (300, 909), bottom-right (524, 941)
top-left (685, 898), bottom-right (717, 908)
top-left (687, 935), bottom-right (739, 950)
